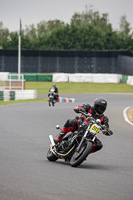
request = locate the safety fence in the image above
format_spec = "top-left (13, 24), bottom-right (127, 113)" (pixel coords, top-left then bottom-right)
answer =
top-left (0, 50), bottom-right (133, 75)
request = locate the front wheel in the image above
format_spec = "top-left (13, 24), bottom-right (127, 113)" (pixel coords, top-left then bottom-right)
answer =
top-left (49, 99), bottom-right (51, 106)
top-left (70, 141), bottom-right (93, 167)
top-left (47, 148), bottom-right (58, 161)
top-left (52, 99), bottom-right (55, 106)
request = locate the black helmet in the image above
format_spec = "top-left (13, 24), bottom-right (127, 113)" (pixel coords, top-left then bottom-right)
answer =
top-left (94, 97), bottom-right (107, 114)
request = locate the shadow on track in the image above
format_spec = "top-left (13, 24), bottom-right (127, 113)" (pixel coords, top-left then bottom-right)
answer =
top-left (45, 159), bottom-right (115, 171)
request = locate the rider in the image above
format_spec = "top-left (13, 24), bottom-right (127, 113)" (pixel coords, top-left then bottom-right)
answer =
top-left (48, 83), bottom-right (59, 101)
top-left (54, 97), bottom-right (113, 153)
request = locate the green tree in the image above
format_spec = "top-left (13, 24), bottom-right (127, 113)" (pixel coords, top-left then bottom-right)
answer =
top-left (0, 6), bottom-right (133, 51)
top-left (7, 31), bottom-right (18, 49)
top-left (36, 20), bottom-right (65, 49)
top-left (119, 15), bottom-right (131, 37)
top-left (0, 22), bottom-right (9, 49)
top-left (70, 6), bottom-right (112, 32)
top-left (45, 24), bottom-right (105, 50)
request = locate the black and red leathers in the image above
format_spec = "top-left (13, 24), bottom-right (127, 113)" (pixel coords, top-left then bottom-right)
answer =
top-left (54, 103), bottom-right (112, 153)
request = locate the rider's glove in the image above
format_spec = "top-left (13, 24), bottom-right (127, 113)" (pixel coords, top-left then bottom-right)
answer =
top-left (79, 107), bottom-right (85, 112)
top-left (74, 106), bottom-right (86, 114)
top-left (102, 128), bottom-right (113, 136)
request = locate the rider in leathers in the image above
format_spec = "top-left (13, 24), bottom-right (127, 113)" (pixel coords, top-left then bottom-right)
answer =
top-left (54, 97), bottom-right (113, 153)
top-left (48, 83), bottom-right (59, 101)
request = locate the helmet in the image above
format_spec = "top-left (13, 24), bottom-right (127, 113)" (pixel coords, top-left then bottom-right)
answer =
top-left (53, 83), bottom-right (56, 87)
top-left (94, 97), bottom-right (107, 114)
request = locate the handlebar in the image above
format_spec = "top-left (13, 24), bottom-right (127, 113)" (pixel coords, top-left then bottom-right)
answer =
top-left (79, 111), bottom-right (106, 130)
top-left (79, 110), bottom-right (91, 117)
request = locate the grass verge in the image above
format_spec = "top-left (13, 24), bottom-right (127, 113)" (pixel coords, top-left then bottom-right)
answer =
top-left (0, 82), bottom-right (133, 106)
top-left (26, 82), bottom-right (133, 94)
top-left (0, 98), bottom-right (48, 106)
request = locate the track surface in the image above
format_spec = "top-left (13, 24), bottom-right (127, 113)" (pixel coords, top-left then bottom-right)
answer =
top-left (0, 94), bottom-right (133, 200)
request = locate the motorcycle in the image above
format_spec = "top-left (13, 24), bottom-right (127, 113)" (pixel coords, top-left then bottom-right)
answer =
top-left (48, 92), bottom-right (56, 106)
top-left (47, 112), bottom-right (108, 167)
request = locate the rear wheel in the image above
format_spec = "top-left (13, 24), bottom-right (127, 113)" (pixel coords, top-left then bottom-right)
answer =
top-left (47, 148), bottom-right (58, 161)
top-left (70, 141), bottom-right (93, 167)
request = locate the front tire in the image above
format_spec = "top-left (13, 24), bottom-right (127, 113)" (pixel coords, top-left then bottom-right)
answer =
top-left (47, 148), bottom-right (58, 161)
top-left (52, 100), bottom-right (55, 106)
top-left (70, 141), bottom-right (93, 167)
top-left (49, 100), bottom-right (51, 106)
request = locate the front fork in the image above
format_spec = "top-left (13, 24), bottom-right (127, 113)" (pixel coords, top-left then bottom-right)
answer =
top-left (49, 135), bottom-right (55, 146)
top-left (76, 127), bottom-right (96, 152)
top-left (49, 135), bottom-right (58, 156)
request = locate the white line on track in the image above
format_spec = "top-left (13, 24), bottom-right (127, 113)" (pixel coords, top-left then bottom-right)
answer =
top-left (123, 107), bottom-right (133, 126)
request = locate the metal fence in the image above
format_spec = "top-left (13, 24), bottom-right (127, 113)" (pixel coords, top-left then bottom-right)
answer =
top-left (0, 50), bottom-right (133, 75)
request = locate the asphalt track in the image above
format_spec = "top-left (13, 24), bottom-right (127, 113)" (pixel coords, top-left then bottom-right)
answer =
top-left (0, 93), bottom-right (133, 200)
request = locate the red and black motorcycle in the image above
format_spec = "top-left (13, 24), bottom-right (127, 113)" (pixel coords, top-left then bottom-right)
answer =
top-left (47, 112), bottom-right (109, 167)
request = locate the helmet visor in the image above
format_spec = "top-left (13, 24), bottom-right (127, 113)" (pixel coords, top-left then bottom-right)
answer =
top-left (95, 105), bottom-right (106, 114)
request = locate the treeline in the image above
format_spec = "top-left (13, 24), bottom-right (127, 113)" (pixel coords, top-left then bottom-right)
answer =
top-left (0, 7), bottom-right (133, 50)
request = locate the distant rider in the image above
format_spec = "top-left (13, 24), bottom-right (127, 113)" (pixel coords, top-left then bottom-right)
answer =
top-left (48, 83), bottom-right (59, 101)
top-left (54, 97), bottom-right (113, 154)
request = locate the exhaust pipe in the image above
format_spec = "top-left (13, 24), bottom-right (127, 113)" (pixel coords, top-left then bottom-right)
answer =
top-left (49, 135), bottom-right (55, 146)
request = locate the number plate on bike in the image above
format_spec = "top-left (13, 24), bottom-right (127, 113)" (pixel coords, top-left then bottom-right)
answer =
top-left (90, 125), bottom-right (100, 133)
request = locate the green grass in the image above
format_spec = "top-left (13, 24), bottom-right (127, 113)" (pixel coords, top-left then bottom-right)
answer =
top-left (26, 82), bottom-right (133, 94)
top-left (0, 98), bottom-right (47, 106)
top-left (0, 82), bottom-right (133, 106)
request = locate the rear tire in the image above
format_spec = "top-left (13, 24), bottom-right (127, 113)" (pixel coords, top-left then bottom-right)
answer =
top-left (47, 148), bottom-right (58, 161)
top-left (70, 141), bottom-right (93, 167)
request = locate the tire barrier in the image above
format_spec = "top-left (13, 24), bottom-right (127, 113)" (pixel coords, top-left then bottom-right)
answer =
top-left (0, 90), bottom-right (37, 101)
top-left (15, 90), bottom-right (37, 100)
top-left (0, 91), bottom-right (4, 101)
top-left (57, 97), bottom-right (76, 103)
top-left (9, 91), bottom-right (15, 100)
top-left (0, 91), bottom-right (14, 101)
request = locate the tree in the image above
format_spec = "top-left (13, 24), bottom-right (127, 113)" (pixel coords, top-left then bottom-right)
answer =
top-left (7, 31), bottom-right (18, 49)
top-left (0, 6), bottom-right (133, 50)
top-left (0, 22), bottom-right (9, 49)
top-left (119, 15), bottom-right (131, 37)
top-left (70, 6), bottom-right (112, 32)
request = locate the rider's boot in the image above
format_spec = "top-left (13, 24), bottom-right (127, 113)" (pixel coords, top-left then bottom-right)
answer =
top-left (54, 131), bottom-right (66, 143)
